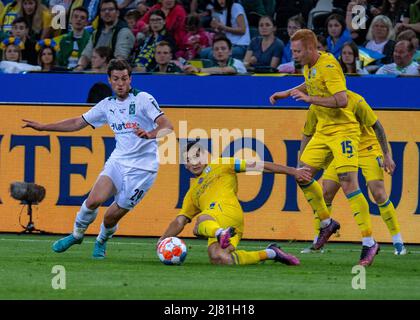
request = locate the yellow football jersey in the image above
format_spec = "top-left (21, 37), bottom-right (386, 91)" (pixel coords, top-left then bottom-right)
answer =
top-left (303, 90), bottom-right (380, 152)
top-left (178, 158), bottom-right (246, 221)
top-left (303, 52), bottom-right (360, 136)
top-left (352, 94), bottom-right (379, 152)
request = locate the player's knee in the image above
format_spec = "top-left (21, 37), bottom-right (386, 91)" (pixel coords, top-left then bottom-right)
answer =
top-left (372, 189), bottom-right (387, 204)
top-left (323, 189), bottom-right (334, 203)
top-left (85, 198), bottom-right (102, 210)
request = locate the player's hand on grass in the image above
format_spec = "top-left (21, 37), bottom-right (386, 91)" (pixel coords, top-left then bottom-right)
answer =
top-left (290, 89), bottom-right (311, 103)
top-left (135, 128), bottom-right (152, 139)
top-left (269, 91), bottom-right (290, 105)
top-left (383, 153), bottom-right (396, 175)
top-left (294, 167), bottom-right (312, 183)
top-left (22, 119), bottom-right (44, 131)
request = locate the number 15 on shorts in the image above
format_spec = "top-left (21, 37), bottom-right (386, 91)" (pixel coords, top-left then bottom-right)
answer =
top-left (341, 140), bottom-right (353, 158)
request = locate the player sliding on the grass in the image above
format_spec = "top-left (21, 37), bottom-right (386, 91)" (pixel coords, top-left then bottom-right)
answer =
top-left (22, 59), bottom-right (174, 259)
top-left (158, 139), bottom-right (311, 266)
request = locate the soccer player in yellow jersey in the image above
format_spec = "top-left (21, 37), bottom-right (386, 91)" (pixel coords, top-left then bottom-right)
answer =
top-left (269, 29), bottom-right (379, 266)
top-left (158, 140), bottom-right (312, 266)
top-left (300, 92), bottom-right (407, 256)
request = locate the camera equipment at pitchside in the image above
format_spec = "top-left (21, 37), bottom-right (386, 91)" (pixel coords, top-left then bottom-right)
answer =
top-left (10, 182), bottom-right (47, 234)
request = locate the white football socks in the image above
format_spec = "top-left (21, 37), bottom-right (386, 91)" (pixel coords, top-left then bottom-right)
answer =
top-left (73, 200), bottom-right (99, 239)
top-left (96, 223), bottom-right (118, 244)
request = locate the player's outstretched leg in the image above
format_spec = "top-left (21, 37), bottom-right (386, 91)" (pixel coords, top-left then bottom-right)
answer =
top-left (267, 243), bottom-right (300, 266)
top-left (93, 223), bottom-right (118, 259)
top-left (359, 242), bottom-right (380, 266)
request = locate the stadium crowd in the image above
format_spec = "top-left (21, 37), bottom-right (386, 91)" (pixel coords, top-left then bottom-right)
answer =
top-left (0, 0), bottom-right (419, 76)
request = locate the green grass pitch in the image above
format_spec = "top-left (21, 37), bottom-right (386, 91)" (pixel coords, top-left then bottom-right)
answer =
top-left (1, 233), bottom-right (420, 300)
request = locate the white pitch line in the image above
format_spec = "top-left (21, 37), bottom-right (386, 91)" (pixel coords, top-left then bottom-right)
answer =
top-left (1, 237), bottom-right (419, 254)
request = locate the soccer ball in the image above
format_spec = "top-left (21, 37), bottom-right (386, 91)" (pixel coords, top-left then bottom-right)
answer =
top-left (157, 237), bottom-right (187, 265)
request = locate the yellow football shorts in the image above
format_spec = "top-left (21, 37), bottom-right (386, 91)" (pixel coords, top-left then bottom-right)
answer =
top-left (323, 145), bottom-right (384, 183)
top-left (197, 201), bottom-right (244, 248)
top-left (300, 134), bottom-right (360, 174)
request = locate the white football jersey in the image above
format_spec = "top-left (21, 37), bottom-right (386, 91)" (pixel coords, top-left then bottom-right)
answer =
top-left (83, 88), bottom-right (164, 172)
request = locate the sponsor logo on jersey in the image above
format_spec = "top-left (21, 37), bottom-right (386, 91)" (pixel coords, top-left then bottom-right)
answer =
top-left (110, 122), bottom-right (139, 131)
top-left (204, 167), bottom-right (211, 174)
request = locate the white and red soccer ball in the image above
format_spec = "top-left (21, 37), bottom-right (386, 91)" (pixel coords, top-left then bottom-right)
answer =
top-left (157, 237), bottom-right (187, 265)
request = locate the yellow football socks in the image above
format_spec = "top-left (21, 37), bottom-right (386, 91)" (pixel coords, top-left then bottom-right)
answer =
top-left (346, 189), bottom-right (372, 237)
top-left (231, 250), bottom-right (267, 265)
top-left (378, 198), bottom-right (400, 236)
top-left (300, 179), bottom-right (331, 221)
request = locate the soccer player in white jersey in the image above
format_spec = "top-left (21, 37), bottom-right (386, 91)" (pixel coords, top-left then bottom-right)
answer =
top-left (22, 59), bottom-right (174, 259)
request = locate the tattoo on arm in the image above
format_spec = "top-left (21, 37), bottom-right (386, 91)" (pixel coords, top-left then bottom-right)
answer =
top-left (372, 121), bottom-right (389, 154)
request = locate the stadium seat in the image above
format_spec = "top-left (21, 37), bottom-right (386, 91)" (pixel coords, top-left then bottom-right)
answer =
top-left (307, 0), bottom-right (333, 30)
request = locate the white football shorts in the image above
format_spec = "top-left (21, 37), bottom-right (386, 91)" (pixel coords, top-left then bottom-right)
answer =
top-left (100, 159), bottom-right (157, 210)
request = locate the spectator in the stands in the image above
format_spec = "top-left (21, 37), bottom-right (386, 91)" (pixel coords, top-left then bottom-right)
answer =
top-left (394, 0), bottom-right (420, 37)
top-left (74, 0), bottom-right (135, 71)
top-left (339, 41), bottom-right (369, 74)
top-left (376, 39), bottom-right (419, 75)
top-left (184, 34), bottom-right (247, 74)
top-left (202, 0), bottom-right (250, 60)
top-left (124, 9), bottom-right (142, 36)
top-left (373, 0), bottom-right (410, 27)
top-left (282, 14), bottom-right (305, 63)
top-left (396, 28), bottom-right (420, 63)
top-left (149, 40), bottom-right (182, 72)
top-left (11, 17), bottom-right (37, 65)
top-left (140, 0), bottom-right (187, 48)
top-left (88, 46), bottom-right (113, 72)
top-left (176, 14), bottom-right (212, 60)
top-left (189, 0), bottom-right (213, 28)
top-left (37, 39), bottom-right (68, 71)
top-left (0, 0), bottom-right (22, 35)
top-left (326, 13), bottom-right (352, 59)
top-left (317, 34), bottom-right (328, 51)
top-left (1, 36), bottom-right (23, 62)
top-left (133, 9), bottom-right (176, 72)
top-left (0, 36), bottom-right (42, 72)
top-left (57, 7), bottom-right (90, 69)
top-left (19, 0), bottom-right (52, 39)
top-left (364, 15), bottom-right (395, 64)
top-left (243, 15), bottom-right (283, 71)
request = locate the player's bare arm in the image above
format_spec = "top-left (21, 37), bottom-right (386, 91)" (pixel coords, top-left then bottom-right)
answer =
top-left (22, 116), bottom-right (89, 132)
top-left (269, 82), bottom-right (307, 105)
top-left (290, 90), bottom-right (348, 108)
top-left (372, 120), bottom-right (396, 175)
top-left (135, 115), bottom-right (174, 139)
top-left (244, 160), bottom-right (312, 182)
top-left (158, 215), bottom-right (189, 246)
